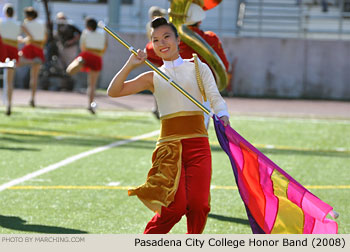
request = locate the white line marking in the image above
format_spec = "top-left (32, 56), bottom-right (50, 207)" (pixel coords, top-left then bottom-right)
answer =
top-left (107, 182), bottom-right (121, 186)
top-left (0, 130), bottom-right (160, 192)
top-left (335, 147), bottom-right (346, 152)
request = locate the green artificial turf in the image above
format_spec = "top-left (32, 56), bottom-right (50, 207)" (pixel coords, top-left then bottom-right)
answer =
top-left (0, 107), bottom-right (349, 234)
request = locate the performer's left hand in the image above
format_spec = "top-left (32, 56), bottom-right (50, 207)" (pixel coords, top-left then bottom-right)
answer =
top-left (220, 116), bottom-right (230, 127)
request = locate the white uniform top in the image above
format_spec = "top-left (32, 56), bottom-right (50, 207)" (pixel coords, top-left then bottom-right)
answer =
top-left (0, 17), bottom-right (21, 40)
top-left (23, 19), bottom-right (46, 41)
top-left (153, 57), bottom-right (229, 119)
top-left (80, 28), bottom-right (106, 50)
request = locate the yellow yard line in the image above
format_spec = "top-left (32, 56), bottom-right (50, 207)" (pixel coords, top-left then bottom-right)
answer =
top-left (7, 185), bottom-right (350, 190)
top-left (0, 128), bottom-right (68, 137)
top-left (1, 128), bottom-right (348, 153)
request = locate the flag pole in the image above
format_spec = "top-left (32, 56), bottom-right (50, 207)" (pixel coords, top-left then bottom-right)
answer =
top-left (103, 25), bottom-right (212, 116)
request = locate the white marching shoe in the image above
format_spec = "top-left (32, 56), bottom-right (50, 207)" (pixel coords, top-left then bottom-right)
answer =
top-left (0, 58), bottom-right (16, 68)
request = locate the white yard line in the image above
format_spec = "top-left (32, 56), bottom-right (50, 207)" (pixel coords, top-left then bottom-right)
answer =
top-left (0, 130), bottom-right (160, 192)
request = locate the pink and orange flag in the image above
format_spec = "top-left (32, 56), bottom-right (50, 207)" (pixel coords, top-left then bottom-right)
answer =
top-left (213, 116), bottom-right (338, 234)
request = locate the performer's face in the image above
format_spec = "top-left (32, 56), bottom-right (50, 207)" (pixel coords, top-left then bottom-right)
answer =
top-left (151, 25), bottom-right (180, 61)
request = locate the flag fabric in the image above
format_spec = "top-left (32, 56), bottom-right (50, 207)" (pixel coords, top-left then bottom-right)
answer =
top-left (213, 115), bottom-right (338, 234)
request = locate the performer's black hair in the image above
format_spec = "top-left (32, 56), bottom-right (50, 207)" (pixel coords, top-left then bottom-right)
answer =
top-left (24, 7), bottom-right (38, 19)
top-left (5, 5), bottom-right (14, 17)
top-left (86, 17), bottom-right (98, 31)
top-left (151, 17), bottom-right (178, 38)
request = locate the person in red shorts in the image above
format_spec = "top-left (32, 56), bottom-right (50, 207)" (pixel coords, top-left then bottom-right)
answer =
top-left (0, 4), bottom-right (21, 115)
top-left (18, 6), bottom-right (47, 108)
top-left (66, 17), bottom-right (107, 114)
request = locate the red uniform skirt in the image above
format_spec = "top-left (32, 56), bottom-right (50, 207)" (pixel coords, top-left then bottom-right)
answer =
top-left (2, 44), bottom-right (19, 61)
top-left (0, 37), bottom-right (5, 62)
top-left (78, 51), bottom-right (102, 72)
top-left (20, 44), bottom-right (45, 62)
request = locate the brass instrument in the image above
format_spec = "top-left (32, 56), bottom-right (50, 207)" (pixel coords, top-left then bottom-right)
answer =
top-left (169, 0), bottom-right (228, 91)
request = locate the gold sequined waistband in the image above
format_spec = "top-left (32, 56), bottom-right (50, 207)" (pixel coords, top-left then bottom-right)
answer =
top-left (159, 112), bottom-right (208, 142)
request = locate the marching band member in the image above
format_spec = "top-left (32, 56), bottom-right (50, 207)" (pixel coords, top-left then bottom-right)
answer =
top-left (146, 3), bottom-right (229, 126)
top-left (146, 6), bottom-right (167, 119)
top-left (107, 17), bottom-right (230, 234)
top-left (66, 17), bottom-right (108, 114)
top-left (0, 4), bottom-right (20, 115)
top-left (19, 6), bottom-right (47, 108)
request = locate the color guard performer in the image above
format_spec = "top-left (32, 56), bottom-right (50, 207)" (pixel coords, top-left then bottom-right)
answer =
top-left (66, 17), bottom-right (108, 114)
top-left (0, 4), bottom-right (20, 115)
top-left (107, 17), bottom-right (230, 234)
top-left (146, 6), bottom-right (167, 119)
top-left (19, 6), bottom-right (47, 108)
top-left (145, 3), bottom-right (230, 127)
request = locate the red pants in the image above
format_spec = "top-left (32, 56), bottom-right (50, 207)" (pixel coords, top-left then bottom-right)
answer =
top-left (144, 137), bottom-right (212, 234)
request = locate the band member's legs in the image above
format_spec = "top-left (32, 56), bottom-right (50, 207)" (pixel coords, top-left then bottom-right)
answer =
top-left (17, 55), bottom-right (33, 67)
top-left (29, 63), bottom-right (41, 107)
top-left (143, 137), bottom-right (211, 234)
top-left (87, 70), bottom-right (100, 105)
top-left (87, 70), bottom-right (100, 113)
top-left (144, 165), bottom-right (187, 234)
top-left (182, 137), bottom-right (212, 234)
top-left (6, 68), bottom-right (15, 115)
top-left (66, 57), bottom-right (84, 76)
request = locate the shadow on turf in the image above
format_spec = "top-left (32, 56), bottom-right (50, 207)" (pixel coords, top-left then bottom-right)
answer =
top-left (1, 132), bottom-right (158, 149)
top-left (0, 215), bottom-right (88, 234)
top-left (208, 213), bottom-right (250, 226)
top-left (0, 147), bottom-right (40, 151)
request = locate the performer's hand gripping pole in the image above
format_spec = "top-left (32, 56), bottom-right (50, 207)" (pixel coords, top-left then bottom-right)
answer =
top-left (104, 25), bottom-right (213, 116)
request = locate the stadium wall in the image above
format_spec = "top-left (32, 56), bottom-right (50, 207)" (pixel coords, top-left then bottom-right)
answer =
top-left (101, 34), bottom-right (350, 100)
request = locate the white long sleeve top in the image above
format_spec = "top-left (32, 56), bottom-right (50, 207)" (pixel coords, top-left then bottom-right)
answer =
top-left (80, 28), bottom-right (106, 50)
top-left (22, 19), bottom-right (46, 41)
top-left (0, 17), bottom-right (21, 40)
top-left (153, 56), bottom-right (229, 119)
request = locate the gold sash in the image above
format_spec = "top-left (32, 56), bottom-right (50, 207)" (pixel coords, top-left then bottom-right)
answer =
top-left (159, 112), bottom-right (208, 142)
top-left (86, 48), bottom-right (104, 56)
top-left (128, 114), bottom-right (207, 214)
top-left (28, 40), bottom-right (45, 48)
top-left (128, 140), bottom-right (182, 214)
top-left (2, 38), bottom-right (18, 48)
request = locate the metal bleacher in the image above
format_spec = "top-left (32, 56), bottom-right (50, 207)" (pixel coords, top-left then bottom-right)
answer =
top-left (33, 0), bottom-right (350, 40)
top-left (237, 0), bottom-right (350, 40)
